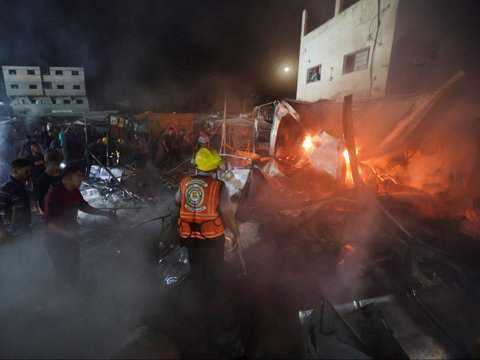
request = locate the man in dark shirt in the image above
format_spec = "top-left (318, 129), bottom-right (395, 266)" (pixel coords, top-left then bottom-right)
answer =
top-left (18, 135), bottom-right (35, 158)
top-left (27, 143), bottom-right (46, 186)
top-left (161, 127), bottom-right (177, 167)
top-left (33, 152), bottom-right (61, 213)
top-left (135, 134), bottom-right (149, 170)
top-left (208, 127), bottom-right (222, 153)
top-left (43, 130), bottom-right (54, 152)
top-left (44, 165), bottom-right (117, 287)
top-left (175, 129), bottom-right (186, 158)
top-left (0, 158), bottom-right (32, 242)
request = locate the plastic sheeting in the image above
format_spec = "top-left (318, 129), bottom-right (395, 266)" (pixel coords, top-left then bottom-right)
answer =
top-left (89, 165), bottom-right (124, 182)
top-left (157, 246), bottom-right (190, 285)
top-left (268, 73), bottom-right (462, 178)
top-left (285, 72), bottom-right (462, 162)
top-left (268, 101), bottom-right (300, 157)
top-left (306, 131), bottom-right (342, 179)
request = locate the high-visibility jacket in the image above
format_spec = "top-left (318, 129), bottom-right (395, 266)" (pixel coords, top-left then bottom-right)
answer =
top-left (178, 175), bottom-right (225, 239)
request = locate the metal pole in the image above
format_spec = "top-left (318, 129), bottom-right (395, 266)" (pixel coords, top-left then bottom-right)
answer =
top-left (221, 93), bottom-right (227, 154)
top-left (106, 116), bottom-right (110, 167)
top-left (83, 115), bottom-right (89, 175)
top-left (252, 118), bottom-right (256, 154)
top-left (89, 151), bottom-right (138, 200)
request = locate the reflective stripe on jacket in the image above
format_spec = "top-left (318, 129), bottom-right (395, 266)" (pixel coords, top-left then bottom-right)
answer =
top-left (178, 175), bottom-right (225, 239)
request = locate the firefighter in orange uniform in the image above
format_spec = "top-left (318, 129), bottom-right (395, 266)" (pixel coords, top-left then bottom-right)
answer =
top-left (175, 148), bottom-right (240, 276)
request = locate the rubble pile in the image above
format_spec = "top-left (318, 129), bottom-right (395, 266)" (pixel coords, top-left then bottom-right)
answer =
top-left (3, 74), bottom-right (480, 358)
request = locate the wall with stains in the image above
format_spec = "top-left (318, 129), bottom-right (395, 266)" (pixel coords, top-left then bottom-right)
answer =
top-left (296, 0), bottom-right (400, 102)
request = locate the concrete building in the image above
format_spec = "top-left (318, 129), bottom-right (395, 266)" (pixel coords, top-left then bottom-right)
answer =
top-left (296, 0), bottom-right (479, 102)
top-left (2, 65), bottom-right (89, 117)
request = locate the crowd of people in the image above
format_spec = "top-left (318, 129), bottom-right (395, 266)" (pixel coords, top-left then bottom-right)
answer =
top-left (133, 126), bottom-right (200, 171)
top-left (14, 125), bottom-right (112, 180)
top-left (141, 124), bottom-right (252, 172)
top-left (0, 121), bottom-right (255, 356)
top-left (0, 154), bottom-right (117, 291)
top-left (0, 140), bottom-right (239, 290)
top-left (2, 124), bottom-right (226, 229)
top-left (15, 122), bottom-right (253, 181)
top-left (0, 124), bottom-right (116, 292)
top-left (0, 122), bottom-right (248, 287)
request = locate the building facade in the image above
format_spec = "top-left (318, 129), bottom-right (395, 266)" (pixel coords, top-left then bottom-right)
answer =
top-left (2, 66), bottom-right (89, 117)
top-left (296, 0), bottom-right (479, 102)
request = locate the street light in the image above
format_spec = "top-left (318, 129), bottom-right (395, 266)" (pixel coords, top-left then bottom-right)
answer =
top-left (283, 66), bottom-right (291, 73)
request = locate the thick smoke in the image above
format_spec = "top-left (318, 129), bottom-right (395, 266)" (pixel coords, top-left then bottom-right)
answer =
top-left (0, 122), bottom-right (14, 182)
top-left (386, 88), bottom-right (480, 215)
top-left (0, 179), bottom-right (179, 358)
top-left (1, 0), bottom-right (479, 357)
top-left (0, 0), bottom-right (334, 112)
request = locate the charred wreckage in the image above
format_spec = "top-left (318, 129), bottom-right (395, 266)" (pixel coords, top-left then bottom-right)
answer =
top-left (2, 71), bottom-right (480, 358)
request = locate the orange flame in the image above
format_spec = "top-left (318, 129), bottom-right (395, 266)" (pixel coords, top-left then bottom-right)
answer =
top-left (302, 135), bottom-right (313, 152)
top-left (343, 148), bottom-right (359, 186)
top-left (343, 148), bottom-right (360, 164)
top-left (343, 149), bottom-right (350, 165)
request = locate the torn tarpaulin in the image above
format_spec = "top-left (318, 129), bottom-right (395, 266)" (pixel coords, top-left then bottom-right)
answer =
top-left (268, 72), bottom-right (464, 180)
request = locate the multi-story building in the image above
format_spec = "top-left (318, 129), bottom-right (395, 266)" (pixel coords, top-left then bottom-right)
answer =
top-left (2, 65), bottom-right (89, 117)
top-left (296, 0), bottom-right (478, 102)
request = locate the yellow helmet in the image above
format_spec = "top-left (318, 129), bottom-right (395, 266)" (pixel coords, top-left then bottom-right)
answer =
top-left (194, 148), bottom-right (223, 172)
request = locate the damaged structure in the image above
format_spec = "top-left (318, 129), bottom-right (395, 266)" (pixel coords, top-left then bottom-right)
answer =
top-left (297, 0), bottom-right (479, 102)
top-left (2, 66), bottom-right (90, 117)
top-left (75, 73), bottom-right (480, 357)
top-left (1, 1), bottom-right (480, 359)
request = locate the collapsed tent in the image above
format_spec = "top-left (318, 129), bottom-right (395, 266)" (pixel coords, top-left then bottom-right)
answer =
top-left (267, 71), bottom-right (464, 184)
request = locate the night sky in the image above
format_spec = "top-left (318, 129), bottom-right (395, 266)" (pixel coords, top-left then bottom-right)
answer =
top-left (0, 0), bottom-right (334, 112)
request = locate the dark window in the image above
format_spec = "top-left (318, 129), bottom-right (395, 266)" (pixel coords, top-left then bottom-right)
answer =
top-left (10, 84), bottom-right (19, 89)
top-left (43, 82), bottom-right (52, 89)
top-left (63, 99), bottom-right (71, 104)
top-left (29, 84), bottom-right (37, 89)
top-left (306, 65), bottom-right (321, 83)
top-left (57, 84), bottom-right (65, 89)
top-left (8, 69), bottom-right (16, 75)
top-left (340, 0), bottom-right (360, 12)
top-left (343, 47), bottom-right (370, 74)
top-left (51, 99), bottom-right (57, 104)
top-left (27, 69), bottom-right (35, 75)
top-left (76, 99), bottom-right (84, 104)
top-left (305, 2), bottom-right (335, 33)
top-left (55, 70), bottom-right (63, 75)
top-left (72, 70), bottom-right (79, 76)
top-left (73, 85), bottom-right (81, 90)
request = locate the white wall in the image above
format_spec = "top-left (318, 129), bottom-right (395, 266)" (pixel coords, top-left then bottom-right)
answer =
top-left (2, 66), bottom-right (89, 116)
top-left (2, 66), bottom-right (43, 97)
top-left (11, 99), bottom-right (89, 117)
top-left (44, 83), bottom-right (86, 97)
top-left (43, 67), bottom-right (87, 96)
top-left (296, 0), bottom-right (399, 102)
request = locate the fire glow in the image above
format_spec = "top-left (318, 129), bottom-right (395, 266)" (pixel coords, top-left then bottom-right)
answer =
top-left (302, 135), bottom-right (313, 152)
top-left (343, 148), bottom-right (359, 164)
top-left (343, 148), bottom-right (360, 186)
top-left (343, 149), bottom-right (351, 164)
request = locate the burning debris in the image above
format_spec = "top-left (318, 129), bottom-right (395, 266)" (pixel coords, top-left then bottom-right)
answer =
top-left (1, 61), bottom-right (480, 359)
